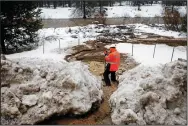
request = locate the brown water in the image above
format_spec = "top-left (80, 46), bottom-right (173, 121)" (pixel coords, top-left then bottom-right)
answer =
top-left (42, 17), bottom-right (164, 28)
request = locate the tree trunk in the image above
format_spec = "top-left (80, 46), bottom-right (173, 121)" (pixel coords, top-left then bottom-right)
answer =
top-left (68, 0), bottom-right (71, 7)
top-left (53, 1), bottom-right (57, 9)
top-left (47, 1), bottom-right (50, 8)
top-left (1, 26), bottom-right (6, 54)
top-left (119, 0), bottom-right (122, 6)
top-left (83, 0), bottom-right (86, 19)
top-left (81, 1), bottom-right (82, 10)
top-left (99, 0), bottom-right (102, 13)
top-left (172, 5), bottom-right (174, 13)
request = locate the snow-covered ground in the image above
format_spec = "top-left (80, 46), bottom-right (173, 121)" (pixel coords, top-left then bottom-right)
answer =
top-left (40, 7), bottom-right (73, 19)
top-left (133, 24), bottom-right (186, 38)
top-left (39, 4), bottom-right (186, 19)
top-left (114, 43), bottom-right (186, 66)
top-left (6, 24), bottom-right (186, 65)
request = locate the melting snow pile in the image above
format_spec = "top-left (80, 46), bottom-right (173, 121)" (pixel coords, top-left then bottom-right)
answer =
top-left (1, 57), bottom-right (103, 125)
top-left (110, 59), bottom-right (187, 125)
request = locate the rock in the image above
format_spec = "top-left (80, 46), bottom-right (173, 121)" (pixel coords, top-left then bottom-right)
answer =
top-left (22, 95), bottom-right (38, 106)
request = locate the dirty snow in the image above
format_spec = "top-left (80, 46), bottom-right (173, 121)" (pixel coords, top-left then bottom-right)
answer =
top-left (110, 59), bottom-right (187, 125)
top-left (1, 58), bottom-right (103, 125)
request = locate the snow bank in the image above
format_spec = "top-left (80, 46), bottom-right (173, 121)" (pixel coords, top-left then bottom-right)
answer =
top-left (110, 59), bottom-right (187, 125)
top-left (1, 57), bottom-right (103, 125)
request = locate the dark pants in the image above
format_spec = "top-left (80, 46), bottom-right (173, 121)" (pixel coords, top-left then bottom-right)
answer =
top-left (103, 63), bottom-right (116, 86)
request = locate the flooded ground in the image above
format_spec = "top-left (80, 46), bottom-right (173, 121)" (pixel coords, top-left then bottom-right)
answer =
top-left (42, 17), bottom-right (164, 28)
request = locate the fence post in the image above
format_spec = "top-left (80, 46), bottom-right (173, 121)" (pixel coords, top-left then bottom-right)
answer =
top-left (171, 47), bottom-right (175, 62)
top-left (153, 44), bottom-right (156, 58)
top-left (59, 39), bottom-right (60, 53)
top-left (78, 35), bottom-right (80, 45)
top-left (43, 40), bottom-right (44, 54)
top-left (132, 43), bottom-right (134, 56)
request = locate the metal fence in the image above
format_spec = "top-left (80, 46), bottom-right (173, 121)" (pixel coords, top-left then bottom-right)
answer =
top-left (131, 43), bottom-right (177, 62)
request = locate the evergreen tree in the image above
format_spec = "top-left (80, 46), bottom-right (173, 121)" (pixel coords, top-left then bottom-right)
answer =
top-left (1, 1), bottom-right (43, 54)
top-left (181, 14), bottom-right (187, 32)
top-left (71, 0), bottom-right (98, 19)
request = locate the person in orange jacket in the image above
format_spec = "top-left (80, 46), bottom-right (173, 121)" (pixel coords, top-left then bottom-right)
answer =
top-left (103, 45), bottom-right (120, 86)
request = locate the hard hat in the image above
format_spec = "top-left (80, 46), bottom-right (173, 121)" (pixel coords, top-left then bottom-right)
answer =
top-left (106, 44), bottom-right (116, 49)
top-left (109, 44), bottom-right (116, 48)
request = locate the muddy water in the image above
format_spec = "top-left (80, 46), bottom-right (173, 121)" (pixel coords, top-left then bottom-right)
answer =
top-left (42, 17), bottom-right (164, 28)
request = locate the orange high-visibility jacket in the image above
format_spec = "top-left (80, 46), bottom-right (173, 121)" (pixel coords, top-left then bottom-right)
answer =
top-left (105, 48), bottom-right (120, 71)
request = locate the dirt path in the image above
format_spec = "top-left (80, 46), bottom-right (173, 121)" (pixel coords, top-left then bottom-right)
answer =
top-left (51, 40), bottom-right (138, 125)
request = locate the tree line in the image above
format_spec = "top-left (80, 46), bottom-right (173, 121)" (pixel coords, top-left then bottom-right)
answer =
top-left (36, 0), bottom-right (187, 9)
top-left (36, 0), bottom-right (187, 19)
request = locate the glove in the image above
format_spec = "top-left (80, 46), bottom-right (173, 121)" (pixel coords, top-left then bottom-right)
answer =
top-left (104, 51), bottom-right (108, 56)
